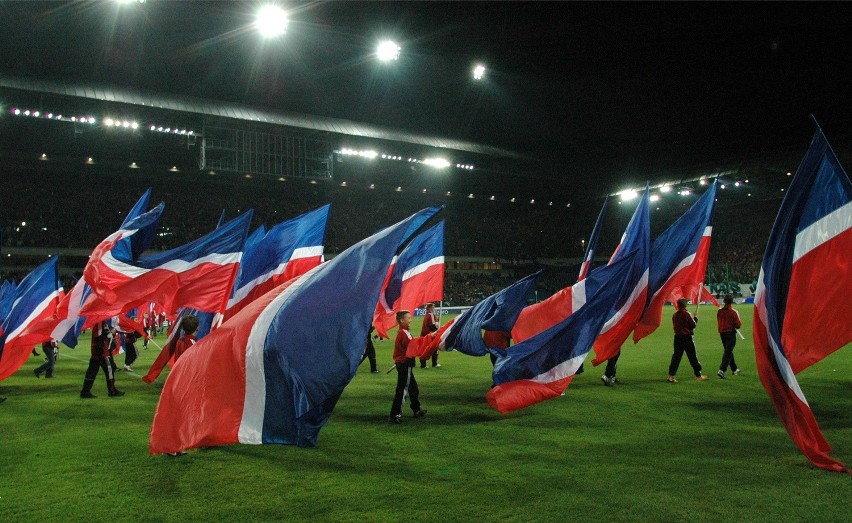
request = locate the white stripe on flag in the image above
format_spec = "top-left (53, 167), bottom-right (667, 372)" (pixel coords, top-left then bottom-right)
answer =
top-left (793, 201), bottom-right (852, 263)
top-left (291, 245), bottom-right (324, 260)
top-left (401, 256), bottom-right (444, 281)
top-left (102, 251), bottom-right (242, 279)
top-left (600, 269), bottom-right (649, 333)
top-left (528, 353), bottom-right (587, 386)
top-left (7, 290), bottom-right (59, 341)
top-left (238, 263), bottom-right (323, 444)
top-left (571, 279), bottom-right (587, 313)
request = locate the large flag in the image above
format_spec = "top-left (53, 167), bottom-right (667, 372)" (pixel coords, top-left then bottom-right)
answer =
top-left (0, 257), bottom-right (62, 380)
top-left (486, 253), bottom-right (637, 413)
top-left (591, 186), bottom-right (651, 365)
top-left (633, 181), bottom-right (717, 343)
top-left (81, 212), bottom-right (253, 319)
top-left (373, 220), bottom-right (445, 338)
top-left (668, 283), bottom-right (719, 308)
top-left (754, 126), bottom-right (851, 473)
top-left (149, 207), bottom-right (442, 453)
top-left (225, 205), bottom-right (329, 319)
top-left (433, 271), bottom-right (542, 357)
top-left (578, 197), bottom-right (608, 282)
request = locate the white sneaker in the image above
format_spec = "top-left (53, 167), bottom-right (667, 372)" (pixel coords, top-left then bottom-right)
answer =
top-left (123, 365), bottom-right (133, 372)
top-left (733, 369), bottom-right (741, 375)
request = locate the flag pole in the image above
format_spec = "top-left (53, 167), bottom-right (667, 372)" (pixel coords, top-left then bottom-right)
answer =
top-left (694, 282), bottom-right (703, 317)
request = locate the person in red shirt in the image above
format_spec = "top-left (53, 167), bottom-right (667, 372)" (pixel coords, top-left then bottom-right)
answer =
top-left (80, 322), bottom-right (124, 398)
top-left (142, 315), bottom-right (199, 384)
top-left (716, 294), bottom-right (742, 379)
top-left (419, 303), bottom-right (441, 368)
top-left (667, 298), bottom-right (708, 383)
top-left (142, 312), bottom-right (152, 349)
top-left (388, 310), bottom-right (427, 424)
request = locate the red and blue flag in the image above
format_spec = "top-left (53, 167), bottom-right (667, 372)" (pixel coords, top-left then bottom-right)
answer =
top-left (578, 197), bottom-right (608, 282)
top-left (148, 207), bottom-right (441, 453)
top-left (0, 257), bottom-right (62, 380)
top-left (633, 181), bottom-right (717, 342)
top-left (373, 220), bottom-right (444, 338)
top-left (754, 125), bottom-right (851, 473)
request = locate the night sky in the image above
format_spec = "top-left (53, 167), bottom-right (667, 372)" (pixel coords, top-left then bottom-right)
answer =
top-left (1, 1), bottom-right (850, 194)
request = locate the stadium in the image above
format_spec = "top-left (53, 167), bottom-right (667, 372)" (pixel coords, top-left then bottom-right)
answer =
top-left (1, 2), bottom-right (849, 522)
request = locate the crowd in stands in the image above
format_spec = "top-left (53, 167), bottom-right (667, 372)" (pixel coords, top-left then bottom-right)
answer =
top-left (3, 166), bottom-right (774, 304)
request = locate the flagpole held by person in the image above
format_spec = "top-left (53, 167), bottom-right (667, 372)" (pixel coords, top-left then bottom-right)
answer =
top-left (667, 298), bottom-right (708, 382)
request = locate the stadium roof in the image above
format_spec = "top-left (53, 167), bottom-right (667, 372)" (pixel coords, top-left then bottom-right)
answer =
top-left (0, 75), bottom-right (523, 159)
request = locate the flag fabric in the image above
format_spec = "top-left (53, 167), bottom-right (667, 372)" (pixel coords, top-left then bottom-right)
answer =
top-left (633, 181), bottom-right (717, 343)
top-left (668, 284), bottom-right (720, 307)
top-left (148, 207), bottom-right (441, 453)
top-left (83, 203), bottom-right (166, 303)
top-left (435, 271), bottom-right (542, 357)
top-left (81, 212), bottom-right (253, 319)
top-left (754, 126), bottom-right (851, 473)
top-left (373, 220), bottom-right (444, 338)
top-left (486, 253), bottom-right (637, 413)
top-left (591, 186), bottom-right (651, 365)
top-left (225, 205), bottom-right (329, 320)
top-left (578, 197), bottom-right (608, 282)
top-left (0, 257), bottom-right (62, 381)
top-left (216, 209), bottom-right (226, 229)
top-left (49, 278), bottom-right (93, 348)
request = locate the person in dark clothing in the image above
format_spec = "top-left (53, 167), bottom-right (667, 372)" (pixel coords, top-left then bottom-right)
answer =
top-left (34, 339), bottom-right (58, 378)
top-left (123, 330), bottom-right (141, 372)
top-left (80, 322), bottom-right (125, 398)
top-left (360, 326), bottom-right (379, 373)
top-left (716, 294), bottom-right (742, 378)
top-left (388, 311), bottom-right (427, 424)
top-left (601, 351), bottom-right (620, 386)
top-left (419, 303), bottom-right (440, 368)
top-left (668, 298), bottom-right (709, 383)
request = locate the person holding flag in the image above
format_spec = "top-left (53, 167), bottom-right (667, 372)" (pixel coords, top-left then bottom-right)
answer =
top-left (667, 298), bottom-right (708, 383)
top-left (359, 326), bottom-right (379, 373)
top-left (419, 303), bottom-right (440, 368)
top-left (716, 294), bottom-right (742, 379)
top-left (388, 310), bottom-right (428, 424)
top-left (142, 315), bottom-right (199, 384)
top-left (33, 339), bottom-right (58, 378)
top-left (80, 321), bottom-right (125, 398)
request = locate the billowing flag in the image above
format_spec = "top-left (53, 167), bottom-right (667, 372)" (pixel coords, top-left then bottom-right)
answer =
top-left (668, 284), bottom-right (719, 308)
top-left (373, 221), bottom-right (444, 338)
top-left (578, 197), bottom-right (608, 282)
top-left (84, 203), bottom-right (166, 303)
top-left (633, 181), bottom-right (717, 343)
top-left (486, 253), bottom-right (637, 413)
top-left (81, 212), bottom-right (253, 319)
top-left (225, 206), bottom-right (329, 319)
top-left (754, 126), bottom-right (851, 473)
top-left (0, 257), bottom-right (62, 380)
top-left (436, 271), bottom-right (542, 356)
top-left (591, 186), bottom-right (651, 365)
top-left (148, 207), bottom-right (441, 453)
top-left (49, 278), bottom-right (93, 348)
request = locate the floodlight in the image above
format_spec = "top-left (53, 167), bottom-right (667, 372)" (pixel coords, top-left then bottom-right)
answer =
top-left (734, 181), bottom-right (740, 187)
top-left (650, 194), bottom-right (660, 202)
top-left (33, 111), bottom-right (40, 117)
top-left (255, 5), bottom-right (288, 38)
top-left (660, 184), bottom-right (671, 193)
top-left (131, 121), bottom-right (138, 129)
top-left (377, 40), bottom-right (401, 61)
top-left (13, 108), bottom-right (20, 115)
top-left (699, 179), bottom-right (707, 185)
top-left (150, 125), bottom-right (156, 131)
top-left (619, 189), bottom-right (638, 201)
top-left (473, 64), bottom-right (486, 80)
top-left (24, 110), bottom-right (30, 116)
top-left (422, 158), bottom-right (450, 169)
top-left (88, 117), bottom-right (96, 124)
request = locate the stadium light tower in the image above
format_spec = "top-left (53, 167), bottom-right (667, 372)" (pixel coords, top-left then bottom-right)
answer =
top-left (377, 40), bottom-right (401, 62)
top-left (255, 5), bottom-right (289, 38)
top-left (473, 64), bottom-right (486, 80)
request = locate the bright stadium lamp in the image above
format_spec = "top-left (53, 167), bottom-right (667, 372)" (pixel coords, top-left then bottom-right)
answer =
top-left (422, 158), bottom-right (451, 169)
top-left (473, 64), bottom-right (486, 80)
top-left (255, 5), bottom-right (288, 38)
top-left (650, 194), bottom-right (660, 202)
top-left (619, 189), bottom-right (638, 202)
top-left (377, 40), bottom-right (401, 61)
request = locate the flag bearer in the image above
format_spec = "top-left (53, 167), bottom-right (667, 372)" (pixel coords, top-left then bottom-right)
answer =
top-left (388, 310), bottom-right (427, 424)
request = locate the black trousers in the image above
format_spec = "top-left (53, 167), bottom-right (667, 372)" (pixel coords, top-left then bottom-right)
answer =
top-left (34, 348), bottom-right (56, 377)
top-left (390, 360), bottom-right (421, 417)
top-left (669, 335), bottom-right (703, 377)
top-left (604, 351), bottom-right (621, 378)
top-left (125, 344), bottom-right (139, 367)
top-left (81, 356), bottom-right (118, 394)
top-left (718, 331), bottom-right (738, 372)
top-left (420, 351), bottom-right (438, 368)
top-left (359, 342), bottom-right (377, 372)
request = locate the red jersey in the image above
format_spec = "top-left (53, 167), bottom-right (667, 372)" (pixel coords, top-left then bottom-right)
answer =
top-left (90, 323), bottom-right (111, 358)
top-left (173, 334), bottom-right (197, 362)
top-left (483, 330), bottom-right (511, 349)
top-left (393, 328), bottom-right (413, 363)
top-left (672, 308), bottom-right (697, 336)
top-left (716, 306), bottom-right (742, 333)
top-left (420, 312), bottom-right (439, 337)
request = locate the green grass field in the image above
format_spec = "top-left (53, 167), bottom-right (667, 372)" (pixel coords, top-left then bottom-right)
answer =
top-left (1, 305), bottom-right (849, 522)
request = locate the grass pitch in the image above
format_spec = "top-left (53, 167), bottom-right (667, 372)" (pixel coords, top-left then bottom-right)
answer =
top-left (1, 305), bottom-right (849, 522)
